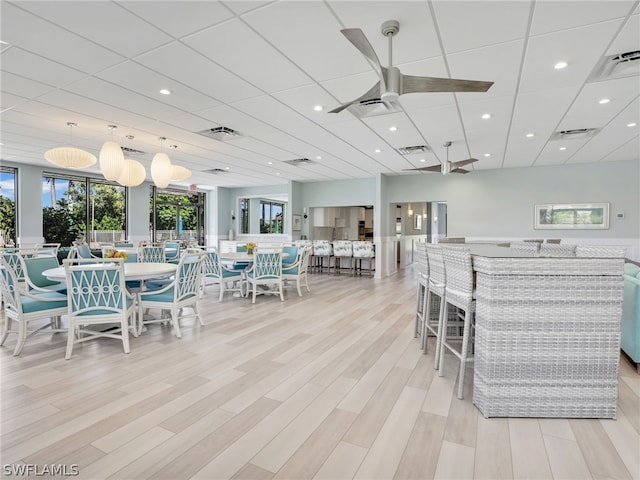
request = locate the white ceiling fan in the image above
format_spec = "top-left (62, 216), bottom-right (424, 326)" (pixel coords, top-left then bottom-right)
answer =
top-left (404, 141), bottom-right (478, 175)
top-left (330, 20), bottom-right (494, 114)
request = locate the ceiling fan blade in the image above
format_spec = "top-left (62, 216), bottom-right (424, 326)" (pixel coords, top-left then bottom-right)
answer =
top-left (402, 74), bottom-right (494, 93)
top-left (451, 168), bottom-right (470, 174)
top-left (451, 158), bottom-right (478, 168)
top-left (341, 28), bottom-right (386, 89)
top-left (329, 81), bottom-right (381, 114)
top-left (403, 164), bottom-right (442, 172)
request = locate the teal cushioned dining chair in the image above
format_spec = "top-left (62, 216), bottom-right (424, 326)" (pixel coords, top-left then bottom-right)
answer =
top-left (22, 256), bottom-right (67, 294)
top-left (245, 246), bottom-right (284, 304)
top-left (0, 257), bottom-right (67, 356)
top-left (63, 258), bottom-right (136, 360)
top-left (139, 244), bottom-right (165, 263)
top-left (164, 241), bottom-right (181, 263)
top-left (201, 247), bottom-right (244, 301)
top-left (282, 245), bottom-right (311, 297)
top-left (137, 251), bottom-right (205, 338)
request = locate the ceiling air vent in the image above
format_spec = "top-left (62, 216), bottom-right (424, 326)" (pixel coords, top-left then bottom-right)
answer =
top-left (283, 158), bottom-right (312, 166)
top-left (196, 126), bottom-right (241, 141)
top-left (203, 168), bottom-right (228, 174)
top-left (347, 98), bottom-right (397, 118)
top-left (397, 145), bottom-right (430, 155)
top-left (550, 128), bottom-right (600, 141)
top-left (588, 50), bottom-right (640, 82)
top-left (121, 146), bottom-right (146, 156)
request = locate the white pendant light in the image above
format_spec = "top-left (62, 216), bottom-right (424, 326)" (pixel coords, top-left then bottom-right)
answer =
top-left (99, 125), bottom-right (125, 180)
top-left (151, 137), bottom-right (173, 188)
top-left (117, 159), bottom-right (146, 187)
top-left (44, 122), bottom-right (96, 168)
top-left (171, 165), bottom-right (192, 181)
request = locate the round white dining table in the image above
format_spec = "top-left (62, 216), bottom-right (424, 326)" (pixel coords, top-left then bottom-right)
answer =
top-left (43, 262), bottom-right (178, 282)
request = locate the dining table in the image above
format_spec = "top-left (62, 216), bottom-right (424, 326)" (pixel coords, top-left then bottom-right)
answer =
top-left (43, 262), bottom-right (178, 283)
top-left (444, 243), bottom-right (624, 419)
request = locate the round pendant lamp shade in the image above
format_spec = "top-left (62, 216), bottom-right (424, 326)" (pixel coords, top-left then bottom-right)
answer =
top-left (151, 152), bottom-right (172, 188)
top-left (117, 159), bottom-right (146, 187)
top-left (99, 141), bottom-right (125, 180)
top-left (171, 165), bottom-right (192, 181)
top-left (44, 147), bottom-right (97, 168)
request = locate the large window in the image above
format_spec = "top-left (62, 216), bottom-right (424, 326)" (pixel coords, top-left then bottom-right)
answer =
top-left (42, 174), bottom-right (126, 247)
top-left (0, 167), bottom-right (17, 245)
top-left (151, 188), bottom-right (205, 244)
top-left (260, 200), bottom-right (284, 234)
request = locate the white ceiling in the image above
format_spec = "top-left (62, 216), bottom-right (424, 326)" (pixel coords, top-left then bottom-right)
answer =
top-left (1, 0), bottom-right (638, 190)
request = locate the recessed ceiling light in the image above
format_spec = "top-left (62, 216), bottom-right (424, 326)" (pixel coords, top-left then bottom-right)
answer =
top-left (481, 113), bottom-right (491, 120)
top-left (159, 89), bottom-right (171, 95)
top-left (598, 98), bottom-right (610, 104)
top-left (276, 172), bottom-right (281, 176)
top-left (225, 166), bottom-right (230, 170)
top-left (554, 61), bottom-right (568, 69)
top-left (313, 105), bottom-right (323, 112)
top-left (389, 126), bottom-right (397, 132)
top-left (627, 122), bottom-right (637, 127)
top-left (267, 161), bottom-right (273, 165)
top-left (526, 133), bottom-right (535, 138)
top-left (484, 153), bottom-right (491, 157)
top-left (419, 158), bottom-right (426, 163)
top-left (559, 147), bottom-right (567, 151)
top-left (374, 149), bottom-right (381, 153)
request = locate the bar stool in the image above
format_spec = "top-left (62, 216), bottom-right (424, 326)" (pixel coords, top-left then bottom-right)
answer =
top-left (413, 241), bottom-right (429, 339)
top-left (422, 244), bottom-right (446, 368)
top-left (438, 246), bottom-right (475, 400)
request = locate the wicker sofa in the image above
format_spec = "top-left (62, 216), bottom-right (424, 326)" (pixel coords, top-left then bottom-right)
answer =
top-left (622, 262), bottom-right (640, 372)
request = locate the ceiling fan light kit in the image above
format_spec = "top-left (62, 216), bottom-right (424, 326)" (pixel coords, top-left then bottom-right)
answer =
top-left (330, 20), bottom-right (494, 114)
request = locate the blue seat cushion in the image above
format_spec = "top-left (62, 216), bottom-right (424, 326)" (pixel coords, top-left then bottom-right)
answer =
top-left (76, 297), bottom-right (134, 316)
top-left (21, 292), bottom-right (67, 313)
top-left (246, 272), bottom-right (279, 280)
top-left (283, 266), bottom-right (300, 275)
top-left (222, 269), bottom-right (242, 279)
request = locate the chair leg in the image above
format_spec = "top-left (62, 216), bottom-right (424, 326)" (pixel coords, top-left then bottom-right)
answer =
top-left (65, 324), bottom-right (75, 360)
top-left (296, 279), bottom-right (302, 297)
top-left (436, 296), bottom-right (447, 373)
top-left (13, 320), bottom-right (27, 356)
top-left (172, 305), bottom-right (181, 338)
top-left (252, 284), bottom-right (257, 304)
top-left (218, 281), bottom-right (224, 302)
top-left (121, 318), bottom-right (131, 354)
top-left (456, 311), bottom-right (473, 400)
top-left (195, 301), bottom-right (204, 326)
top-left (1, 317), bottom-right (11, 345)
top-left (279, 282), bottom-right (284, 302)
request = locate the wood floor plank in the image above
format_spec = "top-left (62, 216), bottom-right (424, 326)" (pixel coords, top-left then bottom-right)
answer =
top-left (394, 412), bottom-right (447, 480)
top-left (343, 366), bottom-right (413, 448)
top-left (618, 378), bottom-right (640, 435)
top-left (314, 441), bottom-right (368, 480)
top-left (570, 419), bottom-right (633, 479)
top-left (543, 434), bottom-right (593, 479)
top-left (250, 376), bottom-right (357, 473)
top-left (509, 418), bottom-right (553, 479)
top-left (272, 408), bottom-right (357, 480)
top-left (600, 409), bottom-right (640, 480)
top-left (474, 416), bottom-right (513, 480)
top-left (354, 386), bottom-right (427, 479)
top-left (433, 440), bottom-right (476, 479)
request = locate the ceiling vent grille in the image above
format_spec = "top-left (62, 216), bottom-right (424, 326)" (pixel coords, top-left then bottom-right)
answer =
top-left (121, 146), bottom-right (146, 156)
top-left (196, 126), bottom-right (241, 141)
top-left (588, 50), bottom-right (640, 82)
top-left (397, 145), bottom-right (431, 155)
top-left (347, 98), bottom-right (398, 118)
top-left (283, 158), bottom-right (312, 166)
top-left (203, 168), bottom-right (228, 174)
top-left (550, 128), bottom-right (600, 140)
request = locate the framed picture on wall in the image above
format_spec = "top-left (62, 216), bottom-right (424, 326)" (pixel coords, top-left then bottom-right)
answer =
top-left (534, 203), bottom-right (609, 229)
top-left (413, 214), bottom-right (422, 230)
top-left (292, 214), bottom-right (302, 231)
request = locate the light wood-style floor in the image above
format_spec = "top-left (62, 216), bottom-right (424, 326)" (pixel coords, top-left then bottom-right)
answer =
top-left (1, 266), bottom-right (639, 480)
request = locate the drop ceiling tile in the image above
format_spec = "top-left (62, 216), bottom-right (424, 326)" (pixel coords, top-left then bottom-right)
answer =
top-left (96, 62), bottom-right (220, 113)
top-left (272, 84), bottom-right (352, 126)
top-left (530, 0), bottom-right (635, 36)
top-left (511, 86), bottom-right (582, 128)
top-left (0, 71), bottom-right (58, 100)
top-left (1, 3), bottom-right (125, 73)
top-left (535, 137), bottom-right (590, 166)
top-left (17, 1), bottom-right (173, 57)
top-left (362, 111), bottom-right (425, 149)
top-left (231, 95), bottom-right (315, 132)
top-left (183, 18), bottom-right (312, 94)
top-left (1, 91), bottom-right (28, 112)
top-left (431, 0), bottom-right (531, 54)
top-left (221, 1), bottom-right (272, 16)
top-left (457, 95), bottom-right (514, 134)
top-left (120, 1), bottom-right (235, 39)
top-left (607, 14), bottom-right (640, 55)
top-left (409, 104), bottom-right (465, 151)
top-left (519, 19), bottom-right (625, 93)
top-left (242, 2), bottom-right (360, 82)
top-left (136, 42), bottom-right (262, 103)
top-left (1, 48), bottom-right (88, 88)
top-left (600, 136), bottom-right (640, 162)
top-left (194, 104), bottom-right (280, 138)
